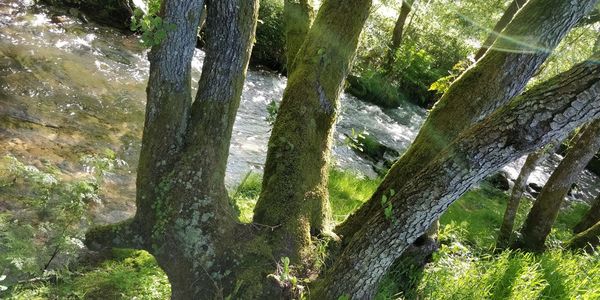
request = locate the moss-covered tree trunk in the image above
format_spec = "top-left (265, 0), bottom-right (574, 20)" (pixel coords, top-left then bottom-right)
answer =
top-left (496, 143), bottom-right (556, 248)
top-left (86, 0), bottom-right (260, 298)
top-left (473, 0), bottom-right (527, 61)
top-left (252, 0), bottom-right (372, 262)
top-left (516, 120), bottom-right (600, 252)
top-left (574, 194), bottom-right (600, 233)
top-left (284, 0), bottom-right (314, 72)
top-left (567, 219), bottom-right (600, 252)
top-left (316, 56), bottom-right (600, 299)
top-left (336, 0), bottom-right (597, 247)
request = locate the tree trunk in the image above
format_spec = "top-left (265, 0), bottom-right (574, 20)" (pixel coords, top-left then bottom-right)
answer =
top-left (567, 219), bottom-right (600, 252)
top-left (86, 0), bottom-right (260, 298)
top-left (336, 0), bottom-right (597, 246)
top-left (316, 55), bottom-right (600, 299)
top-left (496, 142), bottom-right (556, 248)
top-left (574, 194), bottom-right (600, 233)
top-left (391, 0), bottom-right (414, 52)
top-left (474, 0), bottom-right (528, 61)
top-left (284, 0), bottom-right (315, 72)
top-left (252, 0), bottom-right (372, 262)
top-left (516, 119), bottom-right (600, 252)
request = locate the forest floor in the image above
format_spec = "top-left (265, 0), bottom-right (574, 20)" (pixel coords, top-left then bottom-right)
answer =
top-left (5, 169), bottom-right (600, 299)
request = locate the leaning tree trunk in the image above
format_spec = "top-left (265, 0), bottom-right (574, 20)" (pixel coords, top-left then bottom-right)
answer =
top-left (567, 219), bottom-right (600, 252)
top-left (315, 54), bottom-right (600, 299)
top-left (284, 0), bottom-right (314, 72)
top-left (516, 119), bottom-right (600, 252)
top-left (86, 0), bottom-right (260, 298)
top-left (574, 194), bottom-right (600, 233)
top-left (496, 142), bottom-right (556, 248)
top-left (252, 0), bottom-right (372, 262)
top-left (473, 0), bottom-right (528, 61)
top-left (336, 0), bottom-right (598, 248)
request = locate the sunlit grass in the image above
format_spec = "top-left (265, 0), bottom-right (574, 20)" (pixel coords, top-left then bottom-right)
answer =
top-left (7, 249), bottom-right (170, 299)
top-left (6, 171), bottom-right (599, 299)
top-left (377, 183), bottom-right (599, 300)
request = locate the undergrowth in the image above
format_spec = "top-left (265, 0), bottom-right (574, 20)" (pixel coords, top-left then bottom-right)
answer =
top-left (5, 169), bottom-right (599, 299)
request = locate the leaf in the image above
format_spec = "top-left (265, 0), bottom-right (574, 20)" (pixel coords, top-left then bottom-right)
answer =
top-left (384, 204), bottom-right (393, 220)
top-left (389, 189), bottom-right (395, 197)
top-left (381, 195), bottom-right (387, 205)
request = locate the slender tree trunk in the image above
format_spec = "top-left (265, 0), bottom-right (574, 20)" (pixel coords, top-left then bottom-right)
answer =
top-left (336, 0), bottom-right (597, 247)
top-left (316, 56), bottom-right (600, 299)
top-left (496, 143), bottom-right (556, 248)
top-left (284, 0), bottom-right (314, 72)
top-left (252, 0), bottom-right (372, 262)
top-left (567, 219), bottom-right (600, 252)
top-left (516, 119), bottom-right (600, 252)
top-left (574, 194), bottom-right (600, 233)
top-left (86, 0), bottom-right (260, 298)
top-left (474, 0), bottom-right (528, 61)
top-left (391, 0), bottom-right (414, 51)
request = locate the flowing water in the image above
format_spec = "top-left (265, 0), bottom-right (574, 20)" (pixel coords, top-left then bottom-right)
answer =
top-left (0, 1), bottom-right (598, 224)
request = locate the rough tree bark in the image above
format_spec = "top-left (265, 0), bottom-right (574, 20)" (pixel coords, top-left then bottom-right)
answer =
top-left (496, 142), bottom-right (556, 249)
top-left (474, 0), bottom-right (528, 61)
top-left (516, 119), bottom-right (600, 252)
top-left (574, 194), bottom-right (600, 233)
top-left (252, 0), bottom-right (372, 262)
top-left (284, 0), bottom-right (314, 72)
top-left (86, 0), bottom-right (260, 298)
top-left (567, 219), bottom-right (600, 252)
top-left (316, 55), bottom-right (600, 299)
top-left (336, 0), bottom-right (598, 247)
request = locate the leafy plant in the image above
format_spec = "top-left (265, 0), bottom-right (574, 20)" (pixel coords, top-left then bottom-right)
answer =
top-left (265, 100), bottom-right (279, 126)
top-left (0, 151), bottom-right (123, 293)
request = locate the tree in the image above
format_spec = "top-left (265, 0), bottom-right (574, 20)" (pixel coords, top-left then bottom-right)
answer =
top-left (496, 142), bottom-right (557, 248)
top-left (474, 0), bottom-right (527, 61)
top-left (574, 194), bottom-right (600, 234)
top-left (316, 55), bottom-right (600, 298)
top-left (516, 119), bottom-right (600, 252)
top-left (567, 219), bottom-right (600, 252)
top-left (84, 0), bottom-right (600, 298)
top-left (337, 0), bottom-right (597, 249)
top-left (86, 0), bottom-right (260, 298)
top-left (283, 0), bottom-right (315, 72)
top-left (390, 0), bottom-right (415, 53)
top-left (252, 0), bottom-right (372, 262)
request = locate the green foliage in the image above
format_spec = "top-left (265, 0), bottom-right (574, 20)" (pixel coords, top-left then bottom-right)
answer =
top-left (346, 74), bottom-right (405, 108)
top-left (377, 183), bottom-right (598, 299)
top-left (7, 249), bottom-right (169, 299)
top-left (265, 100), bottom-right (279, 126)
top-left (130, 9), bottom-right (176, 47)
top-left (230, 172), bottom-right (263, 223)
top-left (252, 0), bottom-right (286, 71)
top-left (0, 152), bottom-right (121, 294)
top-left (381, 189), bottom-right (395, 222)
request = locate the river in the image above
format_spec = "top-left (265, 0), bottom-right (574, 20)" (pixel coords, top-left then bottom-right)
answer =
top-left (0, 0), bottom-right (598, 224)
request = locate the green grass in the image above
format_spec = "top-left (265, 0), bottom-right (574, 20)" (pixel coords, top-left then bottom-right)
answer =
top-left (7, 249), bottom-right (170, 299)
top-left (377, 183), bottom-right (599, 300)
top-left (6, 171), bottom-right (600, 300)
